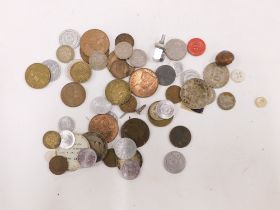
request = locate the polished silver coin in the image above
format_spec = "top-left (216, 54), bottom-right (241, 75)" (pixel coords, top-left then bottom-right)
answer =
top-left (165, 39), bottom-right (187, 61)
top-left (58, 116), bottom-right (75, 131)
top-left (230, 69), bottom-right (245, 83)
top-left (155, 65), bottom-right (176, 86)
top-left (217, 92), bottom-right (236, 110)
top-left (203, 62), bottom-right (229, 88)
top-left (164, 151), bottom-right (186, 174)
top-left (59, 130), bottom-right (75, 149)
top-left (91, 96), bottom-right (112, 114)
top-left (89, 51), bottom-right (108, 70)
top-left (77, 148), bottom-right (97, 168)
top-left (180, 69), bottom-right (201, 85)
top-left (114, 42), bottom-right (133, 59)
top-left (169, 61), bottom-right (183, 76)
top-left (42, 59), bottom-right (61, 81)
top-left (127, 49), bottom-right (147, 67)
top-left (113, 138), bottom-right (137, 160)
top-left (59, 29), bottom-right (80, 49)
top-left (119, 159), bottom-right (141, 180)
top-left (156, 100), bottom-right (175, 119)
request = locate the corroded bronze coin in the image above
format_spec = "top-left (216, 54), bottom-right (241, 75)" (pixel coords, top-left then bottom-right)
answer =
top-left (103, 149), bottom-right (118, 167)
top-left (61, 82), bottom-right (86, 107)
top-left (117, 150), bottom-right (143, 169)
top-left (169, 126), bottom-right (191, 148)
top-left (215, 50), bottom-right (234, 66)
top-left (25, 63), bottom-right (51, 89)
top-left (115, 33), bottom-right (134, 46)
top-left (88, 114), bottom-right (118, 143)
top-left (129, 68), bottom-right (158, 97)
top-left (121, 118), bottom-right (150, 147)
top-left (80, 48), bottom-right (89, 63)
top-left (105, 79), bottom-right (131, 105)
top-left (109, 60), bottom-right (131, 79)
top-left (43, 131), bottom-right (61, 149)
top-left (148, 101), bottom-right (173, 127)
top-left (217, 92), bottom-right (236, 110)
top-left (49, 156), bottom-right (68, 175)
top-left (119, 95), bottom-right (137, 113)
top-left (70, 61), bottom-right (91, 83)
top-left (56, 45), bottom-right (75, 63)
top-left (165, 85), bottom-right (182, 104)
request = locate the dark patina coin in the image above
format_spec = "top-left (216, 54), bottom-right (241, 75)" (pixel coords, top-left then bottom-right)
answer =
top-left (155, 65), bottom-right (176, 86)
top-left (169, 126), bottom-right (192, 148)
top-left (103, 149), bottom-right (118, 167)
top-left (49, 156), bottom-right (68, 175)
top-left (165, 85), bottom-right (181, 104)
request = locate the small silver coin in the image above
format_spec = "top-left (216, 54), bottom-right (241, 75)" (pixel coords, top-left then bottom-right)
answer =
top-left (164, 151), bottom-right (186, 174)
top-left (59, 29), bottom-right (80, 49)
top-left (127, 49), bottom-right (147, 67)
top-left (165, 39), bottom-right (187, 61)
top-left (58, 116), bottom-right (75, 131)
top-left (120, 159), bottom-right (141, 180)
top-left (89, 51), bottom-right (108, 70)
top-left (180, 69), bottom-right (201, 85)
top-left (59, 130), bottom-right (75, 149)
top-left (203, 63), bottom-right (229, 88)
top-left (114, 42), bottom-right (133, 59)
top-left (169, 61), bottom-right (183, 76)
top-left (42, 59), bottom-right (61, 82)
top-left (91, 96), bottom-right (112, 114)
top-left (155, 65), bottom-right (176, 86)
top-left (113, 138), bottom-right (137, 160)
top-left (156, 100), bottom-right (175, 119)
top-left (217, 92), bottom-right (236, 110)
top-left (77, 148), bottom-right (97, 168)
top-left (230, 69), bottom-right (245, 83)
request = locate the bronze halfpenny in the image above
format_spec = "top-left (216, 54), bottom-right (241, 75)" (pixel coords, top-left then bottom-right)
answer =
top-left (49, 156), bottom-right (68, 175)
top-left (61, 82), bottom-right (86, 107)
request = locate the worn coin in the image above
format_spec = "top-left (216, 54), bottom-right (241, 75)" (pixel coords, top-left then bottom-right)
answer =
top-left (255, 97), bottom-right (267, 108)
top-left (109, 60), bottom-right (131, 79)
top-left (217, 92), bottom-right (236, 110)
top-left (215, 50), bottom-right (234, 66)
top-left (58, 116), bottom-right (75, 131)
top-left (59, 130), bottom-right (75, 149)
top-left (114, 138), bottom-right (137, 160)
top-left (105, 79), bottom-right (131, 105)
top-left (25, 63), bottom-right (51, 89)
top-left (77, 148), bottom-right (97, 168)
top-left (66, 59), bottom-right (82, 80)
top-left (207, 87), bottom-right (216, 105)
top-left (43, 131), bottom-right (61, 149)
top-left (80, 48), bottom-right (89, 63)
top-left (149, 101), bottom-right (164, 121)
top-left (187, 38), bottom-right (206, 56)
top-left (120, 159), bottom-right (141, 180)
top-left (127, 49), bottom-right (147, 67)
top-left (169, 61), bottom-right (184, 76)
top-left (191, 108), bottom-right (204, 113)
top-left (91, 96), bottom-right (112, 114)
top-left (203, 62), bottom-right (229, 88)
top-left (119, 95), bottom-right (137, 113)
top-left (148, 102), bottom-right (173, 127)
top-left (117, 150), bottom-right (143, 169)
top-left (165, 85), bottom-right (182, 104)
top-left (230, 69), bottom-right (245, 83)
top-left (107, 111), bottom-right (119, 121)
top-left (59, 29), bottom-right (80, 49)
top-left (114, 41), bottom-right (133, 59)
top-left (89, 51), bottom-right (108, 70)
top-left (115, 33), bottom-right (134, 46)
top-left (169, 126), bottom-right (191, 148)
top-left (61, 82), bottom-right (86, 107)
top-left (42, 59), bottom-right (61, 82)
top-left (155, 65), bottom-right (176, 86)
top-left (49, 156), bottom-right (68, 175)
top-left (129, 68), bottom-right (158, 97)
top-left (103, 148), bottom-right (118, 167)
top-left (165, 39), bottom-right (187, 61)
top-left (70, 61), bottom-right (91, 83)
top-left (164, 151), bottom-right (186, 174)
top-left (107, 51), bottom-right (121, 70)
top-left (156, 100), bottom-right (175, 119)
top-left (180, 69), bottom-right (201, 85)
top-left (56, 45), bottom-right (75, 63)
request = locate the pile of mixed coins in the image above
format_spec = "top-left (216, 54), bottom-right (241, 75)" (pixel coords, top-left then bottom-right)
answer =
top-left (25, 28), bottom-right (267, 179)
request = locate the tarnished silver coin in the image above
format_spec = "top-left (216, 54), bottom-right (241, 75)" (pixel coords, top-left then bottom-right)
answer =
top-left (203, 62), bottom-right (229, 88)
top-left (127, 49), bottom-right (147, 67)
top-left (169, 61), bottom-right (183, 76)
top-left (156, 100), bottom-right (175, 119)
top-left (114, 41), bottom-right (133, 59)
top-left (58, 116), bottom-right (75, 131)
top-left (207, 87), bottom-right (216, 105)
top-left (155, 65), bottom-right (176, 86)
top-left (42, 59), bottom-right (61, 81)
top-left (89, 51), bottom-right (108, 70)
top-left (230, 69), bottom-right (245, 83)
top-left (91, 96), bottom-right (112, 114)
top-left (59, 130), bottom-right (75, 149)
top-left (113, 138), bottom-right (137, 160)
top-left (165, 39), bottom-right (187, 61)
top-left (217, 92), bottom-right (236, 110)
top-left (77, 148), bottom-right (97, 168)
top-left (59, 29), bottom-right (80, 49)
top-left (120, 159), bottom-right (141, 180)
top-left (180, 69), bottom-right (201, 85)
top-left (164, 151), bottom-right (186, 174)
top-left (255, 97), bottom-right (267, 108)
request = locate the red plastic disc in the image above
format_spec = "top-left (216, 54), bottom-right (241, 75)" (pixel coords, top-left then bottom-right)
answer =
top-left (187, 38), bottom-right (206, 56)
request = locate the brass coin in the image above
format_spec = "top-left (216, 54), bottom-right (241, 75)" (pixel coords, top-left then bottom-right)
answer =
top-left (43, 131), bottom-right (61, 149)
top-left (215, 50), bottom-right (234, 66)
top-left (103, 149), bottom-right (118, 167)
top-left (165, 85), bottom-right (182, 104)
top-left (80, 48), bottom-right (89, 63)
top-left (169, 126), bottom-right (191, 148)
top-left (70, 61), bottom-right (91, 83)
top-left (121, 118), bottom-right (150, 147)
top-left (117, 150), bottom-right (142, 169)
top-left (61, 82), bottom-right (86, 107)
top-left (105, 79), bottom-right (131, 105)
top-left (56, 45), bottom-right (75, 63)
top-left (148, 101), bottom-right (173, 127)
top-left (49, 156), bottom-right (68, 175)
top-left (115, 33), bottom-right (134, 46)
top-left (119, 95), bottom-right (137, 113)
top-left (25, 63), bottom-right (51, 89)
top-left (149, 101), bottom-right (163, 121)
top-left (109, 60), bottom-right (131, 79)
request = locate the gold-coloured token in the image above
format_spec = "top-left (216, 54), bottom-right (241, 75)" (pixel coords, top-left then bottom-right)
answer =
top-left (105, 79), bottom-right (131, 105)
top-left (70, 61), bottom-right (91, 83)
top-left (43, 131), bottom-right (61, 149)
top-left (255, 97), bottom-right (267, 108)
top-left (25, 63), bottom-right (51, 89)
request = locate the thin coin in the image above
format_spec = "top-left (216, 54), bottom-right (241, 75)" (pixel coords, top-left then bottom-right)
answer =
top-left (70, 61), bottom-right (91, 83)
top-left (165, 85), bottom-right (181, 104)
top-left (119, 159), bottom-right (141, 180)
top-left (117, 150), bottom-right (143, 169)
top-left (105, 79), bottom-right (131, 105)
top-left (169, 126), bottom-right (191, 148)
top-left (91, 96), bottom-right (112, 114)
top-left (42, 59), bottom-right (61, 82)
top-left (103, 148), bottom-right (118, 167)
top-left (187, 38), bottom-right (206, 56)
top-left (114, 41), bottom-right (133, 59)
top-left (43, 131), bottom-right (61, 149)
top-left (56, 45), bottom-right (75, 63)
top-left (80, 48), bottom-right (89, 63)
top-left (88, 114), bottom-right (119, 143)
top-left (164, 151), bottom-right (186, 174)
top-left (59, 130), bottom-right (75, 149)
top-left (121, 118), bottom-right (150, 147)
top-left (255, 97), bottom-right (267, 108)
top-left (59, 29), bottom-right (80, 49)
top-left (77, 148), bottom-right (97, 168)
top-left (215, 50), bottom-right (234, 66)
top-left (127, 49), bottom-right (147, 67)
top-left (156, 100), bottom-right (175, 119)
top-left (217, 92), bottom-right (236, 110)
top-left (114, 138), bottom-right (137, 160)
top-left (155, 65), bottom-right (176, 86)
top-left (89, 51), bottom-right (108, 70)
top-left (60, 82), bottom-right (86, 107)
top-left (230, 69), bottom-right (245, 83)
top-left (119, 95), bottom-right (137, 113)
top-left (165, 39), bottom-right (187, 61)
top-left (129, 68), bottom-right (158, 97)
top-left (49, 156), bottom-right (68, 175)
top-left (169, 61), bottom-right (183, 76)
top-left (109, 60), bottom-right (131, 79)
top-left (25, 63), bottom-right (51, 89)
top-left (107, 51), bottom-right (121, 70)
top-left (115, 33), bottom-right (134, 46)
top-left (180, 69), bottom-right (201, 85)
top-left (58, 116), bottom-right (75, 131)
top-left (203, 62), bottom-right (229, 88)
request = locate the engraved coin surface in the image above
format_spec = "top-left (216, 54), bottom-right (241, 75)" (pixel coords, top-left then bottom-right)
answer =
top-left (203, 63), bottom-right (229, 88)
top-left (60, 82), bottom-right (86, 107)
top-left (25, 63), bottom-right (51, 89)
top-left (180, 69), bottom-right (201, 85)
top-left (77, 148), bottom-right (97, 168)
top-left (114, 138), bottom-right (137, 160)
top-left (114, 42), bottom-right (133, 59)
top-left (217, 92), bottom-right (236, 110)
top-left (103, 148), bottom-right (118, 167)
top-left (109, 60), bottom-right (132, 79)
top-left (120, 95), bottom-right (137, 113)
top-left (255, 97), bottom-right (267, 108)
top-left (215, 50), bottom-right (234, 66)
top-left (58, 116), bottom-right (75, 131)
top-left (56, 45), bottom-right (75, 63)
top-left (127, 49), bottom-right (147, 67)
top-left (156, 100), bottom-right (175, 119)
top-left (155, 65), bottom-right (176, 86)
top-left (49, 156), bottom-right (68, 175)
top-left (43, 131), bottom-right (61, 149)
top-left (59, 130), bottom-right (75, 149)
top-left (105, 79), bottom-right (131, 105)
top-left (165, 39), bottom-right (187, 61)
top-left (91, 96), bottom-right (112, 114)
top-left (70, 61), bottom-right (91, 83)
top-left (42, 59), bottom-right (61, 82)
top-left (59, 29), bottom-right (80, 49)
top-left (117, 150), bottom-right (143, 169)
top-left (164, 151), bottom-right (186, 174)
top-left (169, 126), bottom-right (191, 148)
top-left (187, 38), bottom-right (206, 56)
top-left (89, 51), bottom-right (108, 70)
top-left (120, 159), bottom-right (141, 180)
top-left (230, 69), bottom-right (245, 83)
top-left (169, 61), bottom-right (184, 76)
top-left (165, 85), bottom-right (182, 104)
top-left (115, 33), bottom-right (134, 46)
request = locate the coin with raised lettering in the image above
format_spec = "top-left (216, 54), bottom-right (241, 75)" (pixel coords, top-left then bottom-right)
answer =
top-left (165, 39), bottom-right (187, 61)
top-left (119, 95), bottom-right (137, 113)
top-left (59, 130), bottom-right (75, 149)
top-left (89, 51), bottom-right (108, 70)
top-left (91, 96), bottom-right (112, 114)
top-left (77, 148), bottom-right (97, 168)
top-left (60, 82), bottom-right (86, 107)
top-left (180, 69), bottom-right (201, 85)
top-left (169, 126), bottom-right (191, 148)
top-left (215, 50), bottom-right (234, 66)
top-left (70, 61), bottom-right (91, 83)
top-left (114, 41), bottom-right (133, 59)
top-left (156, 100), bottom-right (175, 119)
top-left (165, 85), bottom-right (181, 104)
top-left (105, 79), bottom-right (131, 105)
top-left (164, 151), bottom-right (186, 174)
top-left (115, 33), bottom-right (134, 46)
top-left (127, 49), bottom-right (147, 67)
top-left (42, 59), bottom-right (61, 82)
top-left (230, 69), bottom-right (245, 83)
top-left (43, 131), bottom-right (61, 149)
top-left (56, 45), bottom-right (75, 63)
top-left (49, 156), bottom-right (68, 175)
top-left (25, 63), bottom-right (51, 89)
top-left (217, 92), bottom-right (236, 110)
top-left (155, 65), bottom-right (176, 86)
top-left (255, 97), bottom-right (267, 108)
top-left (109, 60), bottom-right (132, 79)
top-left (119, 159), bottom-right (141, 180)
top-left (203, 63), bottom-right (229, 88)
top-left (117, 150), bottom-right (143, 169)
top-left (103, 148), bottom-right (118, 167)
top-left (58, 116), bottom-right (75, 131)
top-left (114, 138), bottom-right (137, 160)
top-left (59, 29), bottom-right (80, 49)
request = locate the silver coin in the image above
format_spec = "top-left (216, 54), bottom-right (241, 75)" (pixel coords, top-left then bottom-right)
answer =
top-left (58, 116), bottom-right (75, 131)
top-left (207, 87), bottom-right (216, 105)
top-left (180, 69), bottom-right (201, 85)
top-left (89, 51), bottom-right (108, 70)
top-left (77, 148), bottom-right (97, 168)
top-left (59, 29), bottom-right (80, 49)
top-left (217, 92), bottom-right (236, 110)
top-left (42, 59), bottom-right (61, 82)
top-left (113, 138), bottom-right (137, 160)
top-left (127, 49), bottom-right (147, 67)
top-left (164, 151), bottom-right (186, 174)
top-left (156, 100), bottom-right (175, 119)
top-left (114, 42), bottom-right (133, 59)
top-left (155, 65), bottom-right (176, 86)
top-left (230, 69), bottom-right (245, 83)
top-left (91, 96), bottom-right (112, 114)
top-left (59, 130), bottom-right (76, 149)
top-left (203, 62), bottom-right (229, 88)
top-left (119, 159), bottom-right (141, 180)
top-left (165, 39), bottom-right (187, 61)
top-left (107, 111), bottom-right (118, 121)
top-left (169, 61), bottom-right (183, 76)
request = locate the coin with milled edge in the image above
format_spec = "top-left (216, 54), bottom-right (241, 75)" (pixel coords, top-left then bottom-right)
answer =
top-left (49, 156), bottom-right (68, 175)
top-left (59, 29), bottom-right (80, 49)
top-left (180, 69), bottom-right (201, 85)
top-left (115, 33), bottom-right (134, 46)
top-left (42, 59), bottom-right (61, 82)
top-left (120, 95), bottom-right (137, 113)
top-left (156, 65), bottom-right (176, 86)
top-left (70, 61), bottom-right (91, 83)
top-left (187, 38), bottom-right (206, 56)
top-left (114, 138), bottom-right (137, 160)
top-left (203, 63), bottom-right (229, 88)
top-left (127, 49), bottom-right (147, 67)
top-left (156, 100), bottom-right (175, 119)
top-left (105, 79), bottom-right (131, 105)
top-left (25, 63), bottom-right (51, 89)
top-left (120, 159), bottom-right (141, 180)
top-left (43, 131), bottom-right (61, 149)
top-left (255, 97), bottom-right (267, 108)
top-left (215, 50), bottom-right (234, 66)
top-left (91, 96), bottom-right (112, 114)
top-left (89, 51), bottom-right (108, 70)
top-left (109, 60), bottom-right (132, 79)
top-left (61, 82), bottom-right (86, 107)
top-left (164, 151), bottom-right (186, 174)
top-left (117, 150), bottom-right (143, 169)
top-left (165, 85), bottom-right (182, 104)
top-left (169, 126), bottom-right (191, 148)
top-left (77, 148), bottom-right (97, 168)
top-left (56, 45), bottom-right (75, 63)
top-left (217, 92), bottom-right (236, 110)
top-left (169, 61), bottom-right (183, 76)
top-left (59, 130), bottom-right (75, 149)
top-left (58, 116), bottom-right (75, 131)
top-left (231, 69), bottom-right (245, 83)
top-left (103, 148), bottom-right (118, 167)
top-left (165, 39), bottom-right (187, 61)
top-left (114, 42), bottom-right (133, 59)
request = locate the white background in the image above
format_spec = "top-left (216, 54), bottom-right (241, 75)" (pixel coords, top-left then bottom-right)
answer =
top-left (0, 0), bottom-right (279, 210)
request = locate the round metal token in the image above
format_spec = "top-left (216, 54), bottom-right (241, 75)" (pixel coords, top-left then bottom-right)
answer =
top-left (215, 50), bottom-right (235, 66)
top-left (119, 159), bottom-right (141, 180)
top-left (255, 97), bottom-right (267, 108)
top-left (89, 51), bottom-right (108, 70)
top-left (155, 65), bottom-right (176, 86)
top-left (70, 61), bottom-right (91, 83)
top-left (203, 63), bottom-right (229, 88)
top-left (119, 95), bottom-right (137, 113)
top-left (109, 60), bottom-right (132, 79)
top-left (103, 149), bottom-right (118, 167)
top-left (127, 49), bottom-right (147, 67)
top-left (43, 131), bottom-right (61, 149)
top-left (59, 29), bottom-right (80, 49)
top-left (230, 69), bottom-right (245, 83)
top-left (156, 100), bottom-right (175, 119)
top-left (169, 126), bottom-right (191, 148)
top-left (25, 63), bottom-right (51, 89)
top-left (113, 138), bottom-right (137, 160)
top-left (49, 156), bottom-right (68, 175)
top-left (105, 79), bottom-right (131, 105)
top-left (42, 59), bottom-right (61, 82)
top-left (187, 38), bottom-right (206, 56)
top-left (164, 151), bottom-right (186, 174)
top-left (91, 96), bottom-right (112, 114)
top-left (165, 39), bottom-right (187, 61)
top-left (77, 148), bottom-right (97, 168)
top-left (114, 41), bottom-right (133, 59)
top-left (165, 85), bottom-right (182, 104)
top-left (56, 45), bottom-right (75, 63)
top-left (59, 130), bottom-right (75, 149)
top-left (58, 116), bottom-right (75, 131)
top-left (217, 92), bottom-right (236, 110)
top-left (60, 82), bottom-right (86, 107)
top-left (148, 101), bottom-right (174, 127)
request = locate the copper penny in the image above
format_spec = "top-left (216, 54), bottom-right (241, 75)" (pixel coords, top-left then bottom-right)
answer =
top-left (43, 131), bottom-right (61, 149)
top-left (105, 79), bottom-right (131, 105)
top-left (61, 82), bottom-right (86, 107)
top-left (129, 68), bottom-right (158, 98)
top-left (117, 150), bottom-right (143, 169)
top-left (115, 33), bottom-right (134, 46)
top-left (80, 48), bottom-right (89, 63)
top-left (70, 61), bottom-right (91, 83)
top-left (169, 126), bottom-right (192, 148)
top-left (165, 85), bottom-right (182, 104)
top-left (49, 156), bottom-right (68, 175)
top-left (119, 95), bottom-right (137, 113)
top-left (215, 50), bottom-right (234, 66)
top-left (109, 60), bottom-right (131, 79)
top-left (88, 114), bottom-right (119, 143)
top-left (103, 148), bottom-right (118, 167)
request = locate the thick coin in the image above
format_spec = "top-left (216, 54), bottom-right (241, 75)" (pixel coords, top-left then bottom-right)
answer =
top-left (43, 131), bottom-right (61, 149)
top-left (115, 33), bottom-right (134, 46)
top-left (77, 148), bottom-right (97, 168)
top-left (180, 69), bottom-right (201, 85)
top-left (155, 65), bottom-right (176, 86)
top-left (148, 108), bottom-right (173, 127)
top-left (215, 50), bottom-right (234, 66)
top-left (103, 148), bottom-right (118, 167)
top-left (169, 61), bottom-right (183, 76)
top-left (117, 150), bottom-right (143, 169)
top-left (109, 60), bottom-right (132, 79)
top-left (91, 96), bottom-right (112, 114)
top-left (230, 69), bottom-right (245, 83)
top-left (203, 63), bottom-right (229, 88)
top-left (89, 51), bottom-right (108, 70)
top-left (58, 116), bottom-right (75, 131)
top-left (70, 61), bottom-right (91, 83)
top-left (165, 39), bottom-right (187, 61)
top-left (129, 68), bottom-right (158, 97)
top-left (255, 97), bottom-right (267, 108)
top-left (165, 85), bottom-right (182, 104)
top-left (42, 59), bottom-right (61, 82)
top-left (114, 138), bottom-right (137, 160)
top-left (56, 45), bottom-right (75, 63)
top-left (120, 159), bottom-right (141, 180)
top-left (59, 29), bottom-right (80, 49)
top-left (156, 100), bottom-right (175, 119)
top-left (49, 156), bottom-right (68, 175)
top-left (105, 79), bottom-right (131, 105)
top-left (107, 51), bottom-right (121, 70)
top-left (88, 114), bottom-right (119, 143)
top-left (121, 118), bottom-right (150, 147)
top-left (80, 48), bottom-right (89, 63)
top-left (169, 126), bottom-right (191, 148)
top-left (25, 63), bottom-right (51, 89)
top-left (114, 42), bottom-right (133, 59)
top-left (59, 130), bottom-right (75, 149)
top-left (60, 82), bottom-right (86, 107)
top-left (127, 49), bottom-right (147, 67)
top-left (119, 95), bottom-right (137, 113)
top-left (164, 151), bottom-right (186, 174)
top-left (217, 92), bottom-right (236, 110)
top-left (187, 38), bottom-right (206, 56)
